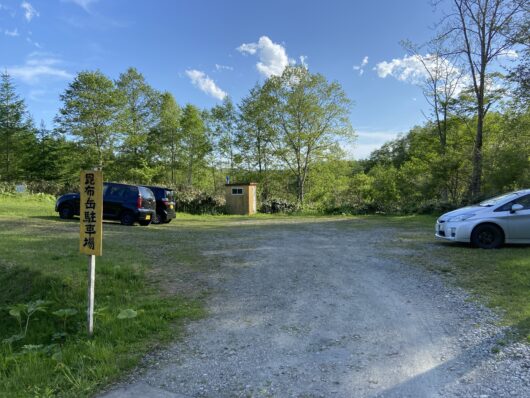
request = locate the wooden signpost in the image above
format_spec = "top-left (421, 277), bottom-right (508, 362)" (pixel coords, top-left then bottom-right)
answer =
top-left (80, 170), bottom-right (103, 336)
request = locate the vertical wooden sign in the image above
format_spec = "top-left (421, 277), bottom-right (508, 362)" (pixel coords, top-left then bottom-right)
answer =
top-left (80, 170), bottom-right (103, 336)
top-left (80, 170), bottom-right (103, 256)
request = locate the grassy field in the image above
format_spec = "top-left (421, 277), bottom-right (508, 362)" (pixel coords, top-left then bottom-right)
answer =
top-left (0, 194), bottom-right (206, 397)
top-left (1, 194), bottom-right (528, 397)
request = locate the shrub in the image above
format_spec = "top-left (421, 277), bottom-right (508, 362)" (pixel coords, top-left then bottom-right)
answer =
top-left (259, 198), bottom-right (297, 214)
top-left (171, 186), bottom-right (226, 214)
top-left (0, 181), bottom-right (78, 197)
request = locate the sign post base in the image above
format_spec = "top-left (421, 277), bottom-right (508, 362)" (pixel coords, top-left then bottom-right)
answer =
top-left (87, 254), bottom-right (96, 336)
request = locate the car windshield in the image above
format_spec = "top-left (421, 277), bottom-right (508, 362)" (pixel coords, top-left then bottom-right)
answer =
top-left (479, 192), bottom-right (518, 207)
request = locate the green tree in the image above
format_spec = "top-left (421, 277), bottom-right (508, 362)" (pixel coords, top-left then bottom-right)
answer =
top-left (209, 97), bottom-right (239, 173)
top-left (367, 164), bottom-right (400, 212)
top-left (262, 66), bottom-right (354, 204)
top-left (25, 121), bottom-right (72, 182)
top-left (179, 104), bottom-right (211, 186)
top-left (55, 71), bottom-right (122, 168)
top-left (115, 67), bottom-right (160, 179)
top-left (0, 72), bottom-right (34, 181)
top-left (153, 92), bottom-right (181, 185)
top-left (237, 84), bottom-right (276, 199)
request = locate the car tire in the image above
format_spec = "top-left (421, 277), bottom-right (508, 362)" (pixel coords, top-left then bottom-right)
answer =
top-left (471, 224), bottom-right (504, 249)
top-left (138, 220), bottom-right (151, 226)
top-left (59, 205), bottom-right (74, 219)
top-left (163, 219), bottom-right (172, 224)
top-left (152, 212), bottom-right (162, 224)
top-left (120, 211), bottom-right (136, 226)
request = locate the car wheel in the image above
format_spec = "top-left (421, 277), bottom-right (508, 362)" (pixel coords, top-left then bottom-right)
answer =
top-left (59, 205), bottom-right (74, 219)
top-left (120, 211), bottom-right (135, 226)
top-left (138, 220), bottom-right (151, 226)
top-left (152, 212), bottom-right (162, 224)
top-left (471, 224), bottom-right (504, 249)
top-left (163, 219), bottom-right (172, 224)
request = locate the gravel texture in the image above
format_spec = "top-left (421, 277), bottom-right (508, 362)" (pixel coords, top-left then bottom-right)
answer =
top-left (99, 220), bottom-right (530, 398)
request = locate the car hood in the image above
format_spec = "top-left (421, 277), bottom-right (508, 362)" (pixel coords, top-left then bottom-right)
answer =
top-left (439, 205), bottom-right (490, 221)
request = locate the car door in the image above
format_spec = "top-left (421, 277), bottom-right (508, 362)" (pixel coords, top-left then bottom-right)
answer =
top-left (507, 194), bottom-right (530, 241)
top-left (103, 184), bottom-right (123, 219)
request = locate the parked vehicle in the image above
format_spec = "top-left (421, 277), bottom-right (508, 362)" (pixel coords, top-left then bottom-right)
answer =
top-left (144, 186), bottom-right (176, 224)
top-left (435, 189), bottom-right (530, 249)
top-left (55, 182), bottom-right (156, 226)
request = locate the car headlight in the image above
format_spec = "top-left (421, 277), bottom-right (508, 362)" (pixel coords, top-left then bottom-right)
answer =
top-left (447, 213), bottom-right (475, 222)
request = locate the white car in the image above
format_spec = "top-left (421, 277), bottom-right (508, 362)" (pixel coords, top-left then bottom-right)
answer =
top-left (435, 189), bottom-right (530, 249)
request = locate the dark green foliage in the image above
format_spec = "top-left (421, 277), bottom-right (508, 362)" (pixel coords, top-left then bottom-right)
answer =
top-left (179, 104), bottom-right (212, 186)
top-left (171, 186), bottom-right (225, 214)
top-left (0, 72), bottom-right (35, 182)
top-left (259, 198), bottom-right (297, 214)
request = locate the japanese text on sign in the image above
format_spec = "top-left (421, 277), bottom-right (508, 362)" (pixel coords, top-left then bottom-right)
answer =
top-left (80, 170), bottom-right (103, 256)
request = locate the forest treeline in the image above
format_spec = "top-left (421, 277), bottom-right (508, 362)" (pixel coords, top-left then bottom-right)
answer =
top-left (1, 0), bottom-right (528, 214)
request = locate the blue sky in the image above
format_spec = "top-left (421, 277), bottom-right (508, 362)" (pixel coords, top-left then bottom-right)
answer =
top-left (1, 0), bottom-right (448, 159)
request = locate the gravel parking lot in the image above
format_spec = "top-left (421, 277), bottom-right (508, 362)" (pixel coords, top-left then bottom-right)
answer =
top-left (100, 219), bottom-right (529, 398)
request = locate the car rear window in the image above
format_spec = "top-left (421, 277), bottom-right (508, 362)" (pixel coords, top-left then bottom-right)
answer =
top-left (165, 190), bottom-right (175, 201)
top-left (139, 186), bottom-right (155, 199)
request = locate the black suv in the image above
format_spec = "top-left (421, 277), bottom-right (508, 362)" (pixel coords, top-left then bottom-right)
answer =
top-left (55, 182), bottom-right (156, 226)
top-left (144, 186), bottom-right (176, 224)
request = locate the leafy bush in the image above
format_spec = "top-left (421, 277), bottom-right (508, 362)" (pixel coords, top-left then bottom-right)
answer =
top-left (171, 186), bottom-right (226, 214)
top-left (0, 180), bottom-right (78, 197)
top-left (259, 198), bottom-right (297, 214)
top-left (27, 180), bottom-right (79, 196)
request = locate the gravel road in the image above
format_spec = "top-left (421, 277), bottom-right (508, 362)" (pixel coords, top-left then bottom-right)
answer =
top-left (100, 220), bottom-right (529, 398)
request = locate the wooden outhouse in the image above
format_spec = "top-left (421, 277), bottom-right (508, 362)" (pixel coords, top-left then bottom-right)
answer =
top-left (225, 183), bottom-right (257, 215)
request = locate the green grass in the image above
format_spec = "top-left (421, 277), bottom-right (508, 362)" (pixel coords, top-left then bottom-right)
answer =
top-left (0, 194), bottom-right (205, 397)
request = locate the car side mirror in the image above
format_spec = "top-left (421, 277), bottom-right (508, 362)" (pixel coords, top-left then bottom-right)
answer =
top-left (511, 203), bottom-right (524, 213)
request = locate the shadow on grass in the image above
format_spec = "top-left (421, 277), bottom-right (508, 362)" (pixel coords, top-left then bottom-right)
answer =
top-left (29, 216), bottom-right (147, 227)
top-left (30, 216), bottom-right (74, 222)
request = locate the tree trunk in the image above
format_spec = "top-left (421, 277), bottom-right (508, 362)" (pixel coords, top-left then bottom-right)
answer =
top-left (187, 158), bottom-right (193, 186)
top-left (296, 176), bottom-right (305, 205)
top-left (469, 109), bottom-right (484, 201)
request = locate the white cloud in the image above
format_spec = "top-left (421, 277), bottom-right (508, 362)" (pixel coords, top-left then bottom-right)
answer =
top-left (353, 56), bottom-right (369, 76)
top-left (361, 56), bottom-right (368, 66)
top-left (215, 64), bottom-right (233, 71)
top-left (375, 54), bottom-right (430, 83)
top-left (6, 53), bottom-right (73, 84)
top-left (375, 53), bottom-right (468, 95)
top-left (237, 36), bottom-right (292, 77)
top-left (299, 55), bottom-right (308, 69)
top-left (61, 0), bottom-right (98, 12)
top-left (185, 69), bottom-right (227, 100)
top-left (4, 28), bottom-right (19, 36)
top-left (21, 1), bottom-right (39, 22)
top-left (25, 36), bottom-right (41, 48)
top-left (499, 49), bottom-right (518, 59)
